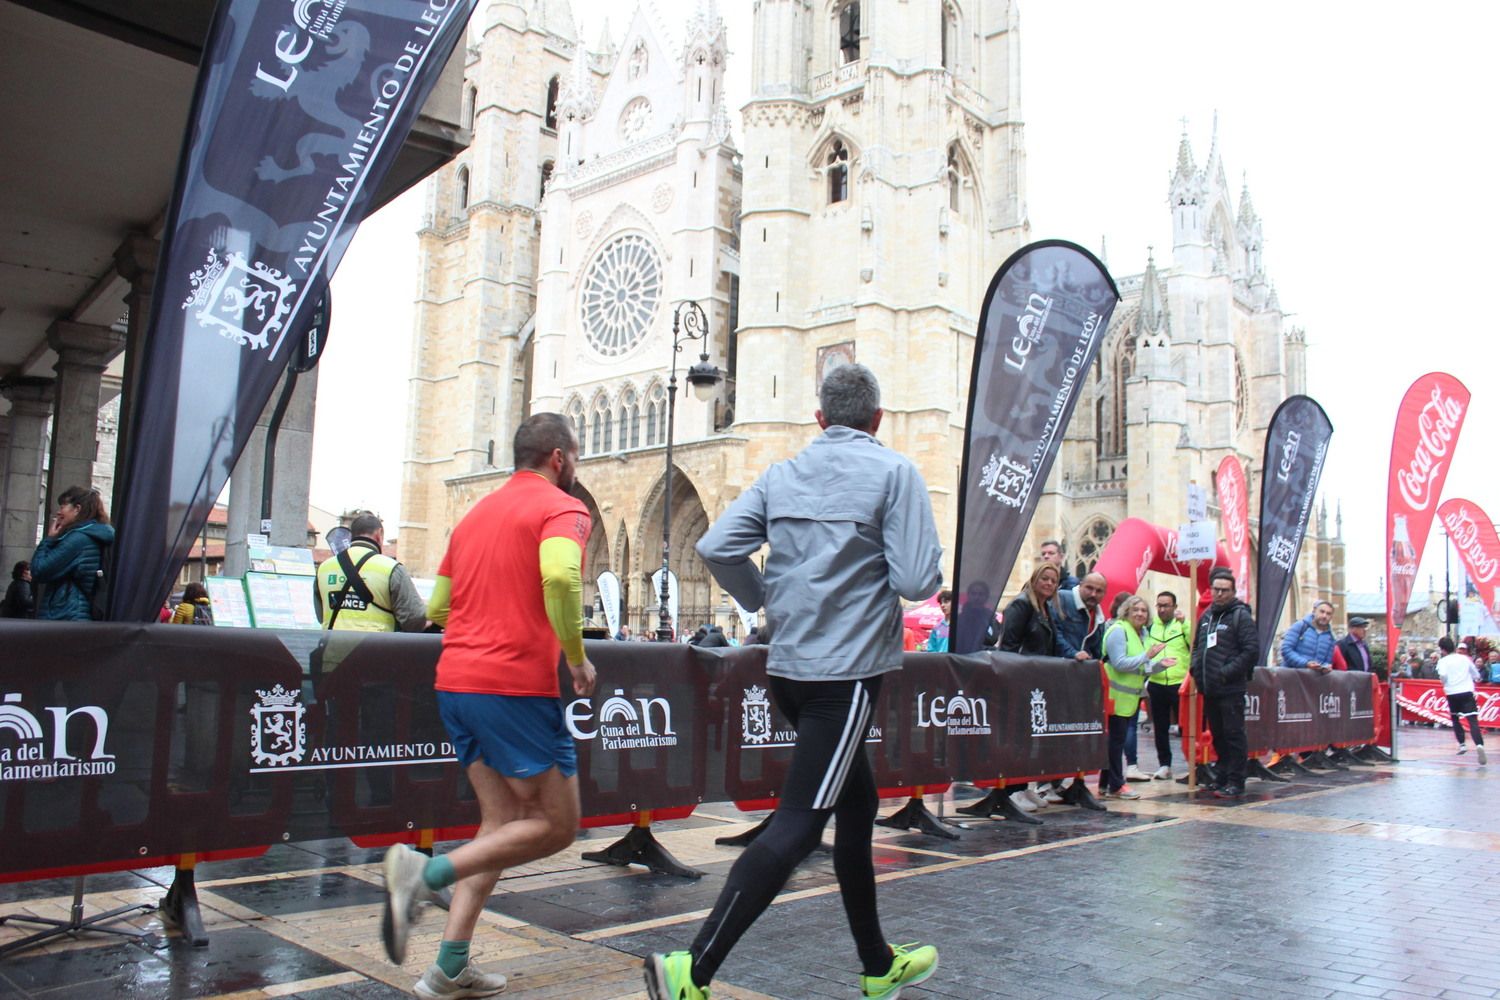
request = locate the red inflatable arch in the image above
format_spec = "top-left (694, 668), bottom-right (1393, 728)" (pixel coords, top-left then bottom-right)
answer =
top-left (1091, 517), bottom-right (1232, 619)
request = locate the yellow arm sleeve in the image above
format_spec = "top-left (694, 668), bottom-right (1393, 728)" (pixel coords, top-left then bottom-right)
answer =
top-left (426, 575), bottom-right (452, 628)
top-left (539, 536), bottom-right (586, 667)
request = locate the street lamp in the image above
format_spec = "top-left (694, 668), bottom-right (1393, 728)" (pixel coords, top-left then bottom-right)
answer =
top-left (657, 300), bottom-right (722, 642)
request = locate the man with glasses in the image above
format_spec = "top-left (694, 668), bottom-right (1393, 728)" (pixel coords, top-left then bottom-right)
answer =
top-left (1189, 568), bottom-right (1260, 798)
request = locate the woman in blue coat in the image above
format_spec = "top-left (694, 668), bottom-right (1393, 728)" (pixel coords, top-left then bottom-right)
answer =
top-left (30, 485), bottom-right (115, 621)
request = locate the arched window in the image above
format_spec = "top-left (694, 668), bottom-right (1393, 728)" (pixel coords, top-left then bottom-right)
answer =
top-left (946, 144), bottom-right (965, 214)
top-left (544, 75), bottom-right (560, 130)
top-left (827, 139), bottom-right (849, 204)
top-left (455, 165), bottom-right (470, 213)
top-left (645, 382), bottom-right (666, 446)
top-left (837, 2), bottom-right (861, 65)
top-left (619, 386), bottom-right (642, 449)
top-left (567, 397), bottom-right (586, 455)
top-left (1073, 519), bottom-right (1115, 580)
top-left (941, 2), bottom-right (959, 73)
top-left (590, 394), bottom-right (612, 454)
top-left (462, 83), bottom-right (477, 129)
top-left (540, 160), bottom-right (555, 200)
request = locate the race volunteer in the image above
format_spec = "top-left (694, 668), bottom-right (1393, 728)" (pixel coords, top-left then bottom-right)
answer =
top-left (314, 512), bottom-right (427, 632)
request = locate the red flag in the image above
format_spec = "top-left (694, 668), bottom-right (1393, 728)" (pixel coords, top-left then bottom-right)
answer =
top-left (1438, 498), bottom-right (1500, 618)
top-left (1385, 373), bottom-right (1470, 666)
top-left (1216, 455), bottom-right (1251, 602)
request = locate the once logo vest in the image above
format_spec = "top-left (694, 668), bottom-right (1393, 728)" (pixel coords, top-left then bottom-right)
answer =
top-left (317, 543), bottom-right (399, 632)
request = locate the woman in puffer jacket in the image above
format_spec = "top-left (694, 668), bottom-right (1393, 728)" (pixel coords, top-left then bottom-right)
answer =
top-left (30, 485), bottom-right (115, 621)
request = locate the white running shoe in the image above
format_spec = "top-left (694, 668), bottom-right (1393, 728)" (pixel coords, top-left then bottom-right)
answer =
top-left (1044, 788), bottom-right (1066, 804)
top-left (1126, 767), bottom-right (1152, 782)
top-left (1458, 745), bottom-right (1469, 755)
top-left (1116, 785), bottom-right (1142, 800)
top-left (1022, 787), bottom-right (1048, 809)
top-left (1479, 746), bottom-right (1488, 765)
top-left (1152, 766), bottom-right (1173, 780)
top-left (1012, 792), bottom-right (1037, 812)
top-left (382, 844), bottom-right (431, 965)
top-left (416, 961), bottom-right (508, 998)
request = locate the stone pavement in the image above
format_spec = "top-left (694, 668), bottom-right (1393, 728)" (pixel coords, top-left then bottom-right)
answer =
top-left (1, 726), bottom-right (1495, 999)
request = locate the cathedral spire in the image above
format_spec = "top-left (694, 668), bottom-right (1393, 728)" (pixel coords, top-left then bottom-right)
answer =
top-left (1140, 246), bottom-right (1163, 333)
top-left (1237, 172), bottom-right (1258, 228)
top-left (528, 0), bottom-right (576, 41)
top-left (593, 17), bottom-right (615, 59)
top-left (1174, 121), bottom-right (1195, 179)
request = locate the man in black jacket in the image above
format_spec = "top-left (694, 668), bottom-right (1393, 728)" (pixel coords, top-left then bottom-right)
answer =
top-left (1189, 567), bottom-right (1260, 798)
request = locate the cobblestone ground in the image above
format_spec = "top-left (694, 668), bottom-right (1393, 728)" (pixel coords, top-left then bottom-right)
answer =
top-left (1, 727), bottom-right (1494, 999)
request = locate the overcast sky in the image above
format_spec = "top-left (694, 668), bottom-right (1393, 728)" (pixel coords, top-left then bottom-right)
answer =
top-left (313, 1), bottom-right (1500, 597)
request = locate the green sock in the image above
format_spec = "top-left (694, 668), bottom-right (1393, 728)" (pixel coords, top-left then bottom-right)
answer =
top-left (436, 939), bottom-right (470, 978)
top-left (423, 855), bottom-right (456, 891)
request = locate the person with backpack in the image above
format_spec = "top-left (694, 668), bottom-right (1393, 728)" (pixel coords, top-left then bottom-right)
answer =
top-left (314, 512), bottom-right (427, 632)
top-left (30, 485), bottom-right (114, 621)
top-left (1279, 600), bottom-right (1336, 673)
top-left (170, 581), bottom-right (215, 625)
top-left (1, 561), bottom-right (35, 618)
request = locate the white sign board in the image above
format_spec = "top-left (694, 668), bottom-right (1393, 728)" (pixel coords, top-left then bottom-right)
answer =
top-left (1177, 520), bottom-right (1218, 562)
top-left (597, 571), bottom-right (621, 636)
top-left (1186, 484), bottom-right (1208, 523)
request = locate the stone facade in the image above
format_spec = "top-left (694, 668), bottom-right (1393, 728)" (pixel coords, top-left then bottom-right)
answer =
top-left (401, 2), bottom-right (1340, 641)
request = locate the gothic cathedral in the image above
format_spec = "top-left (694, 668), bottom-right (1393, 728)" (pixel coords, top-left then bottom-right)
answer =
top-left (401, 0), bottom-right (1340, 636)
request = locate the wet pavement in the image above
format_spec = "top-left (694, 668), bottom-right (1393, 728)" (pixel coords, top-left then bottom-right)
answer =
top-left (1, 726), bottom-right (1495, 999)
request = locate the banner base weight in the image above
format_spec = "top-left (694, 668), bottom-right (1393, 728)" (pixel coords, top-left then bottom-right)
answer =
top-left (1355, 745), bottom-right (1394, 764)
top-left (1245, 757), bottom-right (1290, 783)
top-left (876, 795), bottom-right (961, 840)
top-left (1268, 755), bottom-right (1317, 778)
top-left (956, 788), bottom-right (1043, 825)
top-left (160, 865), bottom-right (208, 947)
top-left (582, 824), bottom-right (704, 878)
top-left (1327, 747), bottom-right (1373, 767)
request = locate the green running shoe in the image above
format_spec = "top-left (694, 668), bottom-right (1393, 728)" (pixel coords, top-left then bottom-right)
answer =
top-left (861, 942), bottom-right (938, 999)
top-left (644, 951), bottom-right (709, 1000)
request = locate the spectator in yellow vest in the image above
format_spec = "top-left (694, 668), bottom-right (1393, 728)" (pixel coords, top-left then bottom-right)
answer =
top-left (315, 513), bottom-right (428, 632)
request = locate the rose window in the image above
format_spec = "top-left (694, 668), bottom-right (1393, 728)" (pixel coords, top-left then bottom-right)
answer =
top-left (579, 234), bottom-right (662, 357)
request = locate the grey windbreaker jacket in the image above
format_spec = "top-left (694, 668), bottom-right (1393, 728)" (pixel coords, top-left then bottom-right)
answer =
top-left (696, 425), bottom-right (944, 681)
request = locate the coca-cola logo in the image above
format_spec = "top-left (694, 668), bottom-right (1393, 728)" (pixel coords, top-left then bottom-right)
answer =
top-left (1396, 387), bottom-right (1465, 512)
top-left (1442, 505), bottom-right (1499, 583)
top-left (1399, 684), bottom-right (1500, 726)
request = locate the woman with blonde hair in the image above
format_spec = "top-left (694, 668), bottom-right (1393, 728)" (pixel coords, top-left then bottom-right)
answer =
top-left (998, 564), bottom-right (1060, 656)
top-left (1100, 595), bottom-right (1173, 798)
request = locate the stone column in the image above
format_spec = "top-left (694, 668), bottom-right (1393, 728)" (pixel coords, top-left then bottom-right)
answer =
top-left (111, 232), bottom-right (160, 517)
top-left (223, 367), bottom-right (321, 578)
top-left (45, 321), bottom-right (125, 506)
top-left (0, 378), bottom-right (55, 573)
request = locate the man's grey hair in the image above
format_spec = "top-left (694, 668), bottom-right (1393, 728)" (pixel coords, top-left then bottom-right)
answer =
top-left (819, 363), bottom-right (881, 430)
top-left (349, 512), bottom-right (383, 538)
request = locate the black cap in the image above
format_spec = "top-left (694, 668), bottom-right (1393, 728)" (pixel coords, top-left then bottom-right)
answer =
top-left (1348, 616), bottom-right (1371, 628)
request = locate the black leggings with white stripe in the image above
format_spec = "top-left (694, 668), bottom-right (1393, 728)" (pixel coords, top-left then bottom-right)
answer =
top-left (689, 674), bottom-right (889, 985)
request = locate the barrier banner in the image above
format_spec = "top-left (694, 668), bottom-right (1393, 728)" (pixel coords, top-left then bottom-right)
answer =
top-left (951, 241), bottom-right (1119, 653)
top-left (1384, 373), bottom-right (1471, 666)
top-left (1255, 396), bottom-right (1333, 659)
top-left (1184, 667), bottom-right (1376, 761)
top-left (1395, 679), bottom-right (1500, 731)
top-left (1437, 499), bottom-right (1500, 616)
top-left (1216, 455), bottom-right (1252, 602)
top-left (0, 625), bottom-right (1104, 879)
top-left (109, 0), bottom-right (478, 621)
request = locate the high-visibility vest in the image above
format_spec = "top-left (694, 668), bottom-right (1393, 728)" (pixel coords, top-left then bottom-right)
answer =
top-left (1103, 620), bottom-right (1148, 718)
top-left (316, 541), bottom-right (399, 632)
top-left (1147, 618), bottom-right (1191, 686)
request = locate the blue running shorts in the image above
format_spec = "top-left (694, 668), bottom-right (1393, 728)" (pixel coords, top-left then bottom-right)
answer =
top-left (436, 691), bottom-right (578, 779)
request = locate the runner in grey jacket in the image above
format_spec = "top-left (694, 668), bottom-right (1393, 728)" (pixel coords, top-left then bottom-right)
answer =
top-left (646, 363), bottom-right (945, 1000)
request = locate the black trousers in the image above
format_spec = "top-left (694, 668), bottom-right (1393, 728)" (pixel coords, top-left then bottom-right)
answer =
top-left (1147, 682), bottom-right (1179, 768)
top-left (689, 674), bottom-right (889, 985)
top-left (1105, 714), bottom-right (1131, 792)
top-left (1203, 692), bottom-right (1248, 789)
top-left (1446, 692), bottom-right (1485, 746)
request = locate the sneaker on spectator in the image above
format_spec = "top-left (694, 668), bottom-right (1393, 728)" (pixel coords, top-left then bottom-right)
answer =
top-left (1021, 787), bottom-right (1048, 809)
top-left (1152, 766), bottom-right (1173, 780)
top-left (1044, 788), bottom-right (1066, 805)
top-left (1457, 744), bottom-right (1469, 755)
top-left (1125, 766), bottom-right (1152, 782)
top-left (1012, 792), bottom-right (1037, 812)
top-left (1478, 746), bottom-right (1488, 765)
top-left (1115, 785), bottom-right (1141, 800)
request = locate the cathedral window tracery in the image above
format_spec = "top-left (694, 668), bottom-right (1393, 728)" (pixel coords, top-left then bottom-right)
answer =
top-left (619, 385), bottom-right (642, 449)
top-left (540, 160), bottom-right (554, 200)
top-left (941, 2), bottom-right (960, 73)
top-left (628, 41), bottom-right (649, 80)
top-left (827, 139), bottom-right (850, 204)
top-left (837, 2), bottom-right (861, 65)
top-left (946, 144), bottom-right (969, 215)
top-left (590, 393), bottom-right (613, 454)
top-left (1074, 519), bottom-right (1115, 580)
top-left (580, 234), bottom-right (663, 358)
top-left (567, 397), bottom-right (586, 455)
top-left (619, 97), bottom-right (654, 143)
top-left (544, 75), bottom-right (560, 131)
top-left (645, 382), bottom-right (666, 446)
top-left (455, 165), bottom-right (470, 214)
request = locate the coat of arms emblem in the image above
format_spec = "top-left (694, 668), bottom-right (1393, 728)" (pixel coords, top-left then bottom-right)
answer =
top-left (250, 684), bottom-right (306, 767)
top-left (1029, 688), bottom-right (1048, 735)
top-left (183, 248), bottom-right (296, 352)
top-left (1276, 689), bottom-right (1287, 722)
top-left (741, 685), bottom-right (773, 745)
top-left (980, 453), bottom-right (1032, 509)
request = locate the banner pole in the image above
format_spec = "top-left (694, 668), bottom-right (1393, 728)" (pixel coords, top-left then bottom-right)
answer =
top-left (1388, 679), bottom-right (1401, 762)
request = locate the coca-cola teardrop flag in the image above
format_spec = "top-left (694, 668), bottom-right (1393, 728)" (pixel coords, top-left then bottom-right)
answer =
top-left (107, 0), bottom-right (479, 621)
top-left (1255, 396), bottom-right (1333, 661)
top-left (951, 241), bottom-right (1120, 653)
top-left (1437, 499), bottom-right (1500, 619)
top-left (1216, 455), bottom-right (1251, 603)
top-left (1385, 373), bottom-right (1470, 666)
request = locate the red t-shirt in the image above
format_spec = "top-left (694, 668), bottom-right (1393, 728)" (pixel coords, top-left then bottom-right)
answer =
top-left (435, 472), bottom-right (590, 697)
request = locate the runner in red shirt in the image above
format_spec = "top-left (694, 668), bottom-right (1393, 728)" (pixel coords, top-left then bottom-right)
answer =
top-left (378, 413), bottom-right (597, 999)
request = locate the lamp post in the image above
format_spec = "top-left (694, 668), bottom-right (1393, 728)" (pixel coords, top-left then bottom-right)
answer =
top-left (657, 300), bottom-right (722, 642)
